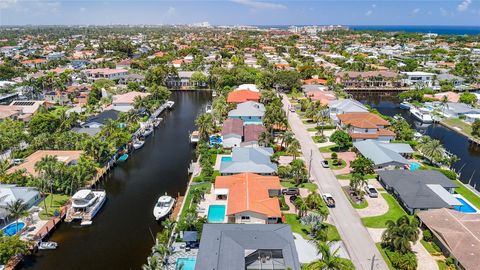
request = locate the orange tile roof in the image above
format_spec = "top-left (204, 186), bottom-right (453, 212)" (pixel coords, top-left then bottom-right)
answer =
top-left (227, 90), bottom-right (261, 103)
top-left (215, 173), bottom-right (282, 218)
top-left (7, 150), bottom-right (84, 177)
top-left (303, 78), bottom-right (327, 85)
top-left (337, 112), bottom-right (390, 129)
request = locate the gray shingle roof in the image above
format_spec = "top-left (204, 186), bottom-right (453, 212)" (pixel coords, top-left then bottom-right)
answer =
top-left (329, 99), bottom-right (368, 113)
top-left (378, 170), bottom-right (458, 210)
top-left (196, 224), bottom-right (301, 270)
top-left (228, 101), bottom-right (266, 118)
top-left (353, 140), bottom-right (412, 166)
top-left (220, 147), bottom-right (277, 174)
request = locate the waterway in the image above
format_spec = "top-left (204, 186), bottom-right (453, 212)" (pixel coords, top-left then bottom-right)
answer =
top-left (21, 91), bottom-right (210, 270)
top-left (355, 94), bottom-right (480, 191)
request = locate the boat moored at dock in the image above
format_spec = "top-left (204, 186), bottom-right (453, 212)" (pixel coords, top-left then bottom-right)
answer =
top-left (153, 194), bottom-right (175, 220)
top-left (410, 107), bottom-right (433, 123)
top-left (65, 189), bottom-right (107, 225)
top-left (166, 101), bottom-right (175, 109)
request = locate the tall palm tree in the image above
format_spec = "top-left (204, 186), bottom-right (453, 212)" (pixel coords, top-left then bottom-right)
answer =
top-left (280, 131), bottom-right (295, 149)
top-left (287, 139), bottom-right (301, 160)
top-left (35, 155), bottom-right (59, 212)
top-left (294, 197), bottom-right (309, 218)
top-left (258, 130), bottom-right (273, 147)
top-left (195, 113), bottom-right (214, 141)
top-left (419, 138), bottom-right (444, 164)
top-left (382, 215), bottom-right (419, 254)
top-left (1, 199), bottom-right (29, 235)
top-left (306, 242), bottom-right (355, 270)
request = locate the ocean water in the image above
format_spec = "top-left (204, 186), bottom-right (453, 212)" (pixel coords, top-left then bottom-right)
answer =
top-left (256, 25), bottom-right (480, 35)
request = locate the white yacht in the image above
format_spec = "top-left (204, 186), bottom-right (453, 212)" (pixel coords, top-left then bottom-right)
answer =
top-left (153, 195), bottom-right (175, 220)
top-left (142, 126), bottom-right (154, 137)
top-left (410, 107), bottom-right (433, 123)
top-left (66, 189), bottom-right (106, 225)
top-left (205, 104), bottom-right (212, 114)
top-left (190, 131), bottom-right (200, 144)
top-left (133, 139), bottom-right (145, 150)
top-left (399, 101), bottom-right (412, 110)
top-left (166, 101), bottom-right (175, 109)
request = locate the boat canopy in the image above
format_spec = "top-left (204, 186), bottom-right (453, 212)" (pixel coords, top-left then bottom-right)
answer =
top-left (72, 189), bottom-right (93, 200)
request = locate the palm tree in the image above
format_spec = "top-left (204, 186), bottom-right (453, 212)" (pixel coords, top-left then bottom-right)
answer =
top-left (381, 215), bottom-right (419, 254)
top-left (287, 139), bottom-right (301, 160)
top-left (0, 159), bottom-right (10, 179)
top-left (35, 155), bottom-right (59, 212)
top-left (301, 213), bottom-right (328, 241)
top-left (294, 197), bottom-right (309, 218)
top-left (305, 193), bottom-right (327, 215)
top-left (306, 242), bottom-right (355, 270)
top-left (1, 199), bottom-right (29, 235)
top-left (419, 138), bottom-right (444, 164)
top-left (280, 131), bottom-right (295, 149)
top-left (195, 113), bottom-right (214, 141)
top-left (142, 256), bottom-right (159, 270)
top-left (349, 173), bottom-right (366, 196)
top-left (258, 130), bottom-right (273, 147)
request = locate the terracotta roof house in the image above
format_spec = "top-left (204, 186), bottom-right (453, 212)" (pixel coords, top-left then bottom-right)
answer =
top-left (335, 70), bottom-right (403, 89)
top-left (0, 100), bottom-right (46, 122)
top-left (418, 209), bottom-right (480, 270)
top-left (337, 112), bottom-right (396, 142)
top-left (21, 59), bottom-right (46, 68)
top-left (7, 150), bottom-right (84, 177)
top-left (221, 118), bottom-right (244, 148)
top-left (214, 173), bottom-right (282, 224)
top-left (112, 91), bottom-right (150, 112)
top-left (227, 90), bottom-right (261, 103)
top-left (303, 78), bottom-right (327, 85)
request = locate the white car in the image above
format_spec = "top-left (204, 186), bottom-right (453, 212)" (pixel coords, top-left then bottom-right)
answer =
top-left (364, 184), bottom-right (378, 198)
top-left (322, 193), bottom-right (335, 208)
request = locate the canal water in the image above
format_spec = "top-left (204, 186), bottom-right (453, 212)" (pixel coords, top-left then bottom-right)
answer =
top-left (22, 91), bottom-right (210, 270)
top-left (356, 94), bottom-right (480, 191)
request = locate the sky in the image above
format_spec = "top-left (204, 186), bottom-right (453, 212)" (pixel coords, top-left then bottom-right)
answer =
top-left (0, 0), bottom-right (480, 26)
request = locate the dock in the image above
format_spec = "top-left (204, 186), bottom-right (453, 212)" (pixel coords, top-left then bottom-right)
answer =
top-left (170, 195), bottom-right (185, 221)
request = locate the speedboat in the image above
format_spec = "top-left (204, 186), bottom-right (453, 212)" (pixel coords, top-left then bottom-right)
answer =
top-left (190, 131), bottom-right (200, 144)
top-left (117, 153), bottom-right (129, 162)
top-left (153, 195), bottom-right (175, 220)
top-left (399, 101), bottom-right (412, 110)
top-left (212, 90), bottom-right (217, 97)
top-left (66, 189), bottom-right (107, 224)
top-left (153, 118), bottom-right (163, 127)
top-left (205, 104), bottom-right (212, 114)
top-left (143, 126), bottom-right (154, 137)
top-left (410, 107), bottom-right (433, 123)
top-left (38, 241), bottom-right (58, 250)
top-left (166, 101), bottom-right (175, 109)
top-left (133, 140), bottom-right (145, 150)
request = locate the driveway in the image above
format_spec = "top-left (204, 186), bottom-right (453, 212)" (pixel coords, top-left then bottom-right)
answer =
top-left (282, 95), bottom-right (388, 270)
top-left (321, 151), bottom-right (356, 175)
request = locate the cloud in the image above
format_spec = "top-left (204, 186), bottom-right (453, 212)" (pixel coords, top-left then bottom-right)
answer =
top-left (371, 4), bottom-right (376, 9)
top-left (80, 7), bottom-right (86, 12)
top-left (166, 6), bottom-right (176, 16)
top-left (0, 0), bottom-right (18, 10)
top-left (440, 7), bottom-right (448, 16)
top-left (365, 10), bottom-right (373, 16)
top-left (458, 0), bottom-right (472, 12)
top-left (411, 8), bottom-right (420, 15)
top-left (231, 0), bottom-right (286, 10)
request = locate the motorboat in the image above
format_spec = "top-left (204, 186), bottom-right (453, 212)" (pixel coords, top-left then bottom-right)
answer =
top-left (166, 101), bottom-right (175, 109)
top-left (153, 118), bottom-right (163, 127)
top-left (143, 126), bottom-right (154, 137)
top-left (399, 101), bottom-right (412, 110)
top-left (205, 104), bottom-right (212, 114)
top-left (38, 241), bottom-right (58, 250)
top-left (117, 153), bottom-right (129, 162)
top-left (133, 140), bottom-right (145, 150)
top-left (212, 90), bottom-right (217, 97)
top-left (410, 107), bottom-right (433, 123)
top-left (66, 189), bottom-right (107, 224)
top-left (190, 131), bottom-right (200, 144)
top-left (153, 195), bottom-right (175, 220)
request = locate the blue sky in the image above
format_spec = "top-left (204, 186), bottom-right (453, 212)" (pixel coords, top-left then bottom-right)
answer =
top-left (0, 0), bottom-right (479, 25)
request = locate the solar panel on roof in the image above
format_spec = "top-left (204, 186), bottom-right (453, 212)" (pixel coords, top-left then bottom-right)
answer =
top-left (12, 101), bottom-right (35, 106)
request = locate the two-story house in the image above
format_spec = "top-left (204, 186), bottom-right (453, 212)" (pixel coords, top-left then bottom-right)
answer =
top-left (337, 112), bottom-right (396, 142)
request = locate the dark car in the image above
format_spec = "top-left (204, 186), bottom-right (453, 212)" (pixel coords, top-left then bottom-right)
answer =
top-left (282, 188), bottom-right (300, 196)
top-left (289, 195), bottom-right (298, 204)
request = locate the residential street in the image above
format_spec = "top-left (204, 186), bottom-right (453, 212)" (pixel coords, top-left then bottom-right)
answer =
top-left (282, 94), bottom-right (389, 270)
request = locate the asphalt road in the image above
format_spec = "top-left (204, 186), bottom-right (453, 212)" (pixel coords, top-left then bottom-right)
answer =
top-left (282, 94), bottom-right (388, 270)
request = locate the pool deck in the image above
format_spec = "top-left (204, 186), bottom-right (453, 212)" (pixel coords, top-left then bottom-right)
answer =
top-left (453, 194), bottom-right (480, 213)
top-left (197, 192), bottom-right (227, 222)
top-left (167, 243), bottom-right (198, 270)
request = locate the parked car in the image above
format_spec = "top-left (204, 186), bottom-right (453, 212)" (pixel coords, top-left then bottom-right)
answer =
top-left (282, 188), bottom-right (300, 196)
top-left (321, 160), bottom-right (329, 168)
top-left (289, 106), bottom-right (296, 112)
top-left (364, 184), bottom-right (378, 198)
top-left (322, 193), bottom-right (335, 207)
top-left (289, 195), bottom-right (298, 204)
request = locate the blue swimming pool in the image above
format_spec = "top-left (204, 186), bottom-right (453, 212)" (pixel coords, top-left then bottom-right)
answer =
top-left (207, 205), bottom-right (226, 223)
top-left (176, 257), bottom-right (196, 270)
top-left (2, 221), bottom-right (25, 236)
top-left (454, 197), bottom-right (477, 213)
top-left (409, 162), bottom-right (422, 171)
top-left (221, 156), bottom-right (232, 162)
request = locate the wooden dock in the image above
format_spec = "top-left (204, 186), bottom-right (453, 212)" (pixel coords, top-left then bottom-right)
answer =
top-left (170, 196), bottom-right (185, 221)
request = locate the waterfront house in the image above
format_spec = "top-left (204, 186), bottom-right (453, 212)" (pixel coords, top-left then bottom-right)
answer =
top-left (228, 101), bottom-right (265, 125)
top-left (377, 170), bottom-right (460, 214)
top-left (441, 102), bottom-right (480, 118)
top-left (81, 109), bottom-right (120, 128)
top-left (196, 224), bottom-right (301, 270)
top-left (6, 150), bottom-right (84, 177)
top-left (353, 140), bottom-right (413, 169)
top-left (165, 71), bottom-right (208, 89)
top-left (84, 68), bottom-right (128, 81)
top-left (328, 99), bottom-right (368, 122)
top-left (0, 184), bottom-right (40, 220)
top-left (112, 91), bottom-right (150, 112)
top-left (219, 147), bottom-right (277, 175)
top-left (337, 112), bottom-right (396, 142)
top-left (221, 118), bottom-right (244, 148)
top-left (335, 70), bottom-right (403, 89)
top-left (234, 84), bottom-right (260, 92)
top-left (401, 71), bottom-right (435, 88)
top-left (214, 173), bottom-right (282, 224)
top-left (418, 208), bottom-right (480, 270)
top-left (227, 90), bottom-right (261, 104)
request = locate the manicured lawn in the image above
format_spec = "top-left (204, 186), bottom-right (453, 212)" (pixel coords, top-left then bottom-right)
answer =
top-left (319, 145), bottom-right (339, 153)
top-left (307, 127), bottom-right (317, 132)
top-left (336, 173), bottom-right (377, 180)
top-left (442, 118), bottom-right (473, 136)
top-left (375, 243), bottom-right (396, 270)
top-left (39, 194), bottom-right (70, 220)
top-left (280, 181), bottom-right (318, 193)
top-left (341, 186), bottom-right (368, 209)
top-left (312, 136), bottom-right (328, 143)
top-left (420, 240), bottom-right (442, 256)
top-left (302, 119), bottom-right (314, 124)
top-left (326, 158), bottom-right (347, 170)
top-left (437, 260), bottom-right (448, 270)
top-left (284, 214), bottom-right (341, 241)
top-left (361, 193), bottom-right (407, 228)
top-left (179, 182), bottom-right (211, 220)
top-left (453, 180), bottom-right (480, 209)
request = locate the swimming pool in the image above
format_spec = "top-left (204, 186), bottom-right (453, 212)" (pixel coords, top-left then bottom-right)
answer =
top-left (409, 162), bottom-right (422, 171)
top-left (176, 257), bottom-right (196, 270)
top-left (454, 197), bottom-right (477, 213)
top-left (221, 156), bottom-right (232, 162)
top-left (2, 221), bottom-right (25, 236)
top-left (207, 205), bottom-right (226, 223)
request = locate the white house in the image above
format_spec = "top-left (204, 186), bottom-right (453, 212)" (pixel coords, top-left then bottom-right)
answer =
top-left (112, 91), bottom-right (150, 112)
top-left (402, 72), bottom-right (435, 88)
top-left (0, 184), bottom-right (40, 220)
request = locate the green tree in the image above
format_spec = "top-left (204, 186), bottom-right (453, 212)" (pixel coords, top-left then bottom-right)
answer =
top-left (290, 159), bottom-right (308, 185)
top-left (350, 156), bottom-right (374, 176)
top-left (305, 242), bottom-right (355, 270)
top-left (459, 91), bottom-right (478, 105)
top-left (1, 199), bottom-right (29, 235)
top-left (28, 113), bottom-right (61, 136)
top-left (349, 173), bottom-right (367, 196)
top-left (195, 113), bottom-right (214, 141)
top-left (472, 119), bottom-right (480, 138)
top-left (382, 215), bottom-right (419, 254)
top-left (0, 235), bottom-right (29, 265)
top-left (286, 139), bottom-right (301, 160)
top-left (273, 70), bottom-right (302, 92)
top-left (330, 130), bottom-right (352, 150)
